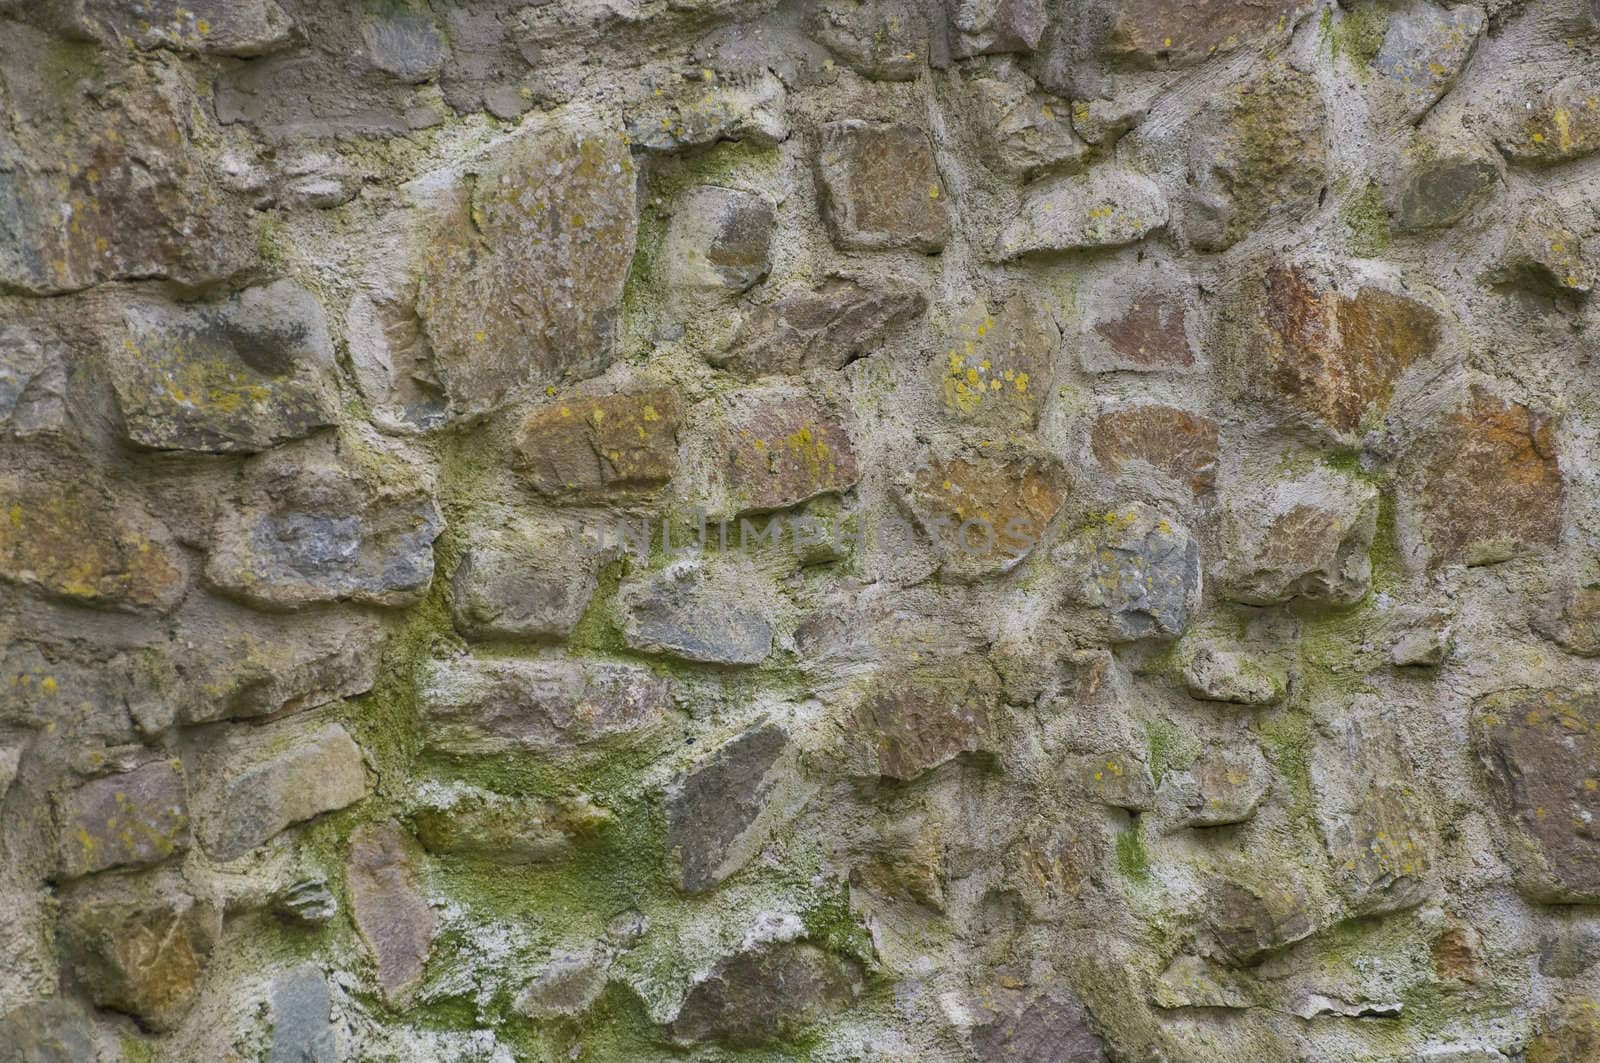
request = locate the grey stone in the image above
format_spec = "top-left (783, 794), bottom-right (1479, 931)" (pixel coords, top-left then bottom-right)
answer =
top-left (362, 15), bottom-right (447, 83)
top-left (812, 0), bottom-right (930, 80)
top-left (347, 820), bottom-right (434, 1006)
top-left (718, 277), bottom-right (927, 378)
top-left (1391, 612), bottom-right (1451, 667)
top-left (273, 878), bottom-right (338, 926)
top-left (618, 561), bottom-right (774, 666)
top-left (1395, 156), bottom-right (1499, 232)
top-left (816, 121), bottom-right (950, 252)
top-left (667, 724), bottom-right (800, 892)
top-left (967, 971), bottom-right (1106, 1062)
top-left (0, 998), bottom-right (102, 1062)
top-left (993, 169), bottom-right (1167, 259)
top-left (411, 788), bottom-right (612, 864)
top-left (1539, 922), bottom-right (1600, 977)
top-left (512, 391), bottom-right (682, 503)
top-left (963, 61), bottom-right (1086, 178)
top-left (420, 657), bottom-right (673, 756)
top-left (1061, 504), bottom-right (1201, 641)
top-left (1485, 207), bottom-right (1593, 294)
top-left (1181, 648), bottom-right (1285, 706)
top-left (1205, 871), bottom-right (1316, 965)
top-left (949, 0), bottom-right (1047, 58)
top-left (201, 724), bottom-right (368, 861)
top-left (451, 520), bottom-right (602, 643)
top-left (1492, 74), bottom-right (1600, 165)
top-left (623, 68), bottom-right (787, 153)
top-left (55, 759), bottom-right (190, 879)
top-left (268, 966), bottom-right (337, 1063)
top-left (1161, 747), bottom-right (1270, 829)
top-left (1216, 466), bottom-right (1378, 607)
top-left (1373, 5), bottom-right (1485, 123)
top-left (67, 0), bottom-right (295, 56)
top-left (1066, 749), bottom-right (1155, 811)
top-left (109, 281), bottom-right (337, 454)
top-left (205, 437), bottom-right (442, 610)
top-left (0, 323), bottom-right (68, 439)
top-left (513, 953), bottom-right (608, 1020)
top-left (1533, 585), bottom-right (1600, 658)
top-left (669, 941), bottom-right (865, 1047)
top-left (173, 613), bottom-right (383, 725)
top-left (663, 187), bottom-right (774, 294)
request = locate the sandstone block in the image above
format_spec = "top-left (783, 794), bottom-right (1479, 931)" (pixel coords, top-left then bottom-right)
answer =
top-left (669, 941), bottom-right (864, 1046)
top-left (900, 445), bottom-right (1069, 578)
top-left (811, 0), bottom-right (930, 80)
top-left (720, 394), bottom-right (859, 514)
top-left (721, 278), bottom-right (926, 378)
top-left (56, 760), bottom-right (189, 879)
top-left (995, 169), bottom-right (1167, 258)
top-left (1216, 465), bottom-right (1378, 606)
top-left (618, 560), bottom-right (774, 666)
top-left (347, 820), bottom-right (435, 1006)
top-left (1080, 280), bottom-right (1195, 372)
top-left (513, 391), bottom-right (681, 503)
top-left (816, 121), bottom-right (950, 252)
top-left (663, 186), bottom-right (774, 294)
top-left (859, 653), bottom-right (1000, 781)
top-left (201, 723), bottom-right (368, 861)
top-left (1089, 404), bottom-right (1217, 500)
top-left (1100, 0), bottom-right (1299, 68)
top-left (1494, 76), bottom-right (1600, 165)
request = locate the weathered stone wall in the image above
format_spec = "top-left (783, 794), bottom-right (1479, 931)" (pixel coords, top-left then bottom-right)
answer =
top-left (2, 0), bottom-right (1600, 1058)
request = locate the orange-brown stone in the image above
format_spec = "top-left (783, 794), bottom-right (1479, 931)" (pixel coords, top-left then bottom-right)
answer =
top-left (514, 390), bottom-right (682, 502)
top-left (1090, 405), bottom-right (1217, 498)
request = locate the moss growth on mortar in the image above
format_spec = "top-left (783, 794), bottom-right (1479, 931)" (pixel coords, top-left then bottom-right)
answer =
top-left (800, 880), bottom-right (878, 973)
top-left (1324, 3), bottom-right (1389, 66)
top-left (1145, 718), bottom-right (1200, 787)
top-left (1342, 180), bottom-right (1393, 258)
top-left (1115, 822), bottom-right (1152, 882)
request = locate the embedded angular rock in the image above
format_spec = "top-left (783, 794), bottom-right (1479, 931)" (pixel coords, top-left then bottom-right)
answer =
top-left (900, 446), bottom-right (1069, 578)
top-left (1206, 871), bottom-right (1315, 964)
top-left (1067, 749), bottom-right (1156, 811)
top-left (1216, 465), bottom-right (1378, 606)
top-left (0, 999), bottom-right (102, 1062)
top-left (202, 724), bottom-right (368, 861)
top-left (1081, 282), bottom-right (1195, 371)
top-left (205, 437), bottom-right (442, 608)
top-left (860, 653), bottom-right (1000, 780)
top-left (1101, 0), bottom-right (1298, 67)
top-left (60, 0), bottom-right (295, 55)
top-left (1061, 505), bottom-right (1201, 641)
top-left (108, 281), bottom-right (337, 454)
top-left (949, 0), bottom-right (1047, 58)
top-left (669, 941), bottom-right (865, 1047)
top-left (667, 723), bottom-right (805, 892)
top-left (347, 820), bottom-right (435, 1006)
top-left (362, 14), bottom-right (448, 82)
top-left (1089, 405), bottom-right (1217, 499)
top-left (268, 966), bottom-right (337, 1063)
top-left (412, 108), bottom-right (638, 415)
top-left (1493, 76), bottom-right (1600, 165)
top-left (935, 293), bottom-right (1058, 429)
top-left (721, 394), bottom-right (859, 513)
top-left (420, 657), bottom-right (672, 756)
top-left (618, 560), bottom-right (774, 666)
top-left (721, 278), bottom-right (926, 378)
top-left (412, 789), bottom-right (611, 864)
top-left (513, 391), bottom-right (681, 503)
top-left (1394, 155), bottom-right (1499, 232)
top-left (663, 187), bottom-right (774, 294)
top-left (1527, 1001), bottom-right (1600, 1063)
top-left (1224, 261), bottom-right (1441, 439)
top-left (967, 972), bottom-right (1106, 1062)
top-left (1533, 585), bottom-right (1600, 658)
top-left (0, 322), bottom-right (69, 438)
top-left (1486, 210), bottom-right (1593, 294)
top-left (623, 68), bottom-right (787, 152)
top-left (56, 760), bottom-right (190, 879)
top-left (811, 0), bottom-right (930, 81)
top-left (815, 121), bottom-right (950, 252)
top-left (1473, 688), bottom-right (1600, 902)
top-left (451, 519), bottom-right (602, 642)
top-left (58, 871), bottom-right (221, 1032)
top-left (175, 614), bottom-right (383, 724)
top-left (0, 446), bottom-right (187, 613)
top-left (1181, 648), bottom-right (1284, 706)
top-left (1399, 386), bottom-right (1563, 568)
top-left (514, 953), bottom-right (609, 1020)
top-left (1162, 746), bottom-right (1270, 828)
top-left (962, 60), bottom-right (1086, 179)
top-left (1373, 5), bottom-right (1485, 123)
top-left (995, 169), bottom-right (1167, 258)
top-left (1183, 64), bottom-right (1325, 252)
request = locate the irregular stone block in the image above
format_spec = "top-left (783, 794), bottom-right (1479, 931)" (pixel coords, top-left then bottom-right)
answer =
top-left (1394, 155), bottom-right (1499, 232)
top-left (994, 168), bottom-right (1167, 258)
top-left (513, 391), bottom-right (681, 503)
top-left (1101, 0), bottom-right (1299, 68)
top-left (812, 0), bottom-right (930, 80)
top-left (1399, 386), bottom-right (1563, 568)
top-left (1527, 1000), bottom-right (1600, 1063)
top-left (268, 966), bottom-right (337, 1063)
top-left (966, 971), bottom-right (1106, 1061)
top-left (1533, 585), bottom-right (1600, 658)
top-left (1373, 5), bottom-right (1485, 123)
top-left (451, 519), bottom-right (602, 642)
top-left (1089, 404), bottom-right (1217, 499)
top-left (1473, 688), bottom-right (1600, 902)
top-left (0, 322), bottom-right (69, 438)
top-left (55, 760), bottom-right (189, 879)
top-left (420, 657), bottom-right (672, 756)
top-left (899, 445), bottom-right (1069, 578)
top-left (0, 446), bottom-right (187, 613)
top-left (720, 278), bottom-right (927, 378)
top-left (347, 820), bottom-right (435, 1006)
top-left (859, 653), bottom-right (1000, 781)
top-left (1061, 504), bottom-right (1201, 641)
top-left (935, 293), bottom-right (1058, 429)
top-left (1080, 280), bottom-right (1195, 372)
top-left (663, 186), bottom-right (774, 294)
top-left (669, 941), bottom-right (864, 1047)
top-left (1485, 209), bottom-right (1593, 294)
top-left (362, 14), bottom-right (448, 82)
top-left (1183, 63), bottom-right (1325, 252)
top-left (412, 788), bottom-right (611, 864)
top-left (0, 999), bottom-right (103, 1062)
top-left (58, 870), bottom-right (221, 1032)
top-left (962, 59), bottom-right (1087, 178)
top-left (514, 953), bottom-right (608, 1020)
top-left (273, 878), bottom-right (338, 926)
top-left (949, 0), bottom-right (1047, 57)
top-left (1162, 746), bottom-right (1270, 828)
top-left (205, 437), bottom-right (442, 609)
top-left (1389, 610), bottom-right (1451, 667)
top-left (667, 723), bottom-right (811, 892)
top-left (201, 723), bottom-right (368, 861)
top-left (1181, 648), bottom-right (1284, 706)
top-left (412, 107), bottom-right (638, 415)
top-left (720, 393), bottom-right (859, 514)
top-left (623, 68), bottom-right (787, 153)
top-left (816, 121), bottom-right (950, 252)
top-left (1223, 260), bottom-right (1441, 440)
top-left (63, 0), bottom-right (294, 55)
top-left (174, 613), bottom-right (383, 725)
top-left (1067, 749), bottom-right (1156, 811)
top-left (109, 281), bottom-right (337, 454)
top-left (1494, 76), bottom-right (1600, 165)
top-left (1539, 923), bottom-right (1600, 977)
top-left (1205, 871), bottom-right (1315, 964)
top-left (1216, 465), bottom-right (1378, 606)
top-left (619, 561), bottom-right (774, 666)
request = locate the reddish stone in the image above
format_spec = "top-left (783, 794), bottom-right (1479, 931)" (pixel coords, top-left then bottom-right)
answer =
top-left (1102, 0), bottom-right (1300, 68)
top-left (1090, 405), bottom-right (1217, 498)
top-left (514, 391), bottom-right (682, 502)
top-left (903, 448), bottom-right (1069, 576)
top-left (1091, 288), bottom-right (1194, 369)
top-left (347, 820), bottom-right (436, 1005)
top-left (815, 122), bottom-right (949, 252)
top-left (862, 654), bottom-right (1000, 781)
top-left (722, 396), bottom-right (858, 514)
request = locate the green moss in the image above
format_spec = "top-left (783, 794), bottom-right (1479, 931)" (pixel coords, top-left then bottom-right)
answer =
top-left (1327, 2), bottom-right (1389, 66)
top-left (1115, 823), bottom-right (1151, 882)
top-left (1145, 718), bottom-right (1200, 787)
top-left (800, 881), bottom-right (877, 972)
top-left (1342, 180), bottom-right (1392, 257)
top-left (1368, 492), bottom-right (1404, 592)
top-left (1254, 705), bottom-right (1313, 824)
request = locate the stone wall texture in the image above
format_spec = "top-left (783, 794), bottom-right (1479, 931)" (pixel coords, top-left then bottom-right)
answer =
top-left (4, 0), bottom-right (1600, 1059)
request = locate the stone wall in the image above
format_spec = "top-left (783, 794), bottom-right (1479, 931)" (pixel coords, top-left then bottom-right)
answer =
top-left (2, 0), bottom-right (1599, 1059)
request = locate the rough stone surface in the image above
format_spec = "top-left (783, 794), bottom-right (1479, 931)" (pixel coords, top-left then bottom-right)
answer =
top-left (667, 723), bottom-right (797, 892)
top-left (1160, 746), bottom-right (1270, 828)
top-left (55, 760), bottom-right (189, 879)
top-left (1395, 155), bottom-right (1500, 232)
top-left (815, 121), bottom-right (950, 252)
top-left (1216, 465), bottom-right (1378, 606)
top-left (618, 560), bottom-right (774, 666)
top-left (662, 186), bottom-right (774, 294)
top-left (200, 723), bottom-right (368, 861)
top-left (935, 293), bottom-right (1057, 429)
top-left (721, 278), bottom-right (927, 378)
top-left (268, 966), bottom-right (337, 1063)
top-left (1061, 505), bottom-right (1202, 641)
top-left (669, 941), bottom-right (865, 1047)
top-left (900, 445), bottom-right (1069, 578)
top-left (1089, 405), bottom-right (1217, 499)
top-left (966, 972), bottom-right (1106, 1061)
top-left (451, 519), bottom-right (601, 643)
top-left (1080, 281), bottom-right (1195, 372)
top-left (994, 169), bottom-right (1167, 258)
top-left (858, 653), bottom-right (1001, 781)
top-left (1180, 648), bottom-right (1284, 706)
top-left (411, 789), bottom-right (610, 864)
top-left (1494, 76), bottom-right (1600, 165)
top-left (811, 0), bottom-right (930, 80)
top-left (346, 820), bottom-right (435, 1006)
top-left (1533, 586), bottom-right (1600, 658)
top-left (720, 393), bottom-right (859, 514)
top-left (962, 60), bottom-right (1086, 178)
top-left (513, 391), bottom-right (681, 503)
top-left (1373, 5), bottom-right (1485, 123)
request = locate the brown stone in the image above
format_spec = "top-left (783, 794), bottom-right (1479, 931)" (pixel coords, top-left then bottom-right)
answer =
top-left (935, 294), bottom-right (1057, 429)
top-left (861, 653), bottom-right (1000, 781)
top-left (201, 723), bottom-right (369, 861)
top-left (348, 821), bottom-right (435, 1006)
top-left (902, 447), bottom-right (1069, 578)
top-left (1495, 76), bottom-right (1600, 165)
top-left (1528, 1001), bottom-right (1600, 1063)
top-left (721, 277), bottom-right (927, 378)
top-left (1431, 922), bottom-right (1484, 984)
top-left (1229, 262), bottom-right (1441, 438)
top-left (949, 0), bottom-right (1047, 58)
top-left (1102, 0), bottom-right (1299, 67)
top-left (669, 941), bottom-right (864, 1047)
top-left (967, 971), bottom-right (1106, 1062)
top-left (58, 871), bottom-right (220, 1033)
top-left (722, 395), bottom-right (859, 514)
top-left (1405, 386), bottom-right (1563, 567)
top-left (1090, 405), bottom-right (1217, 499)
top-left (1088, 287), bottom-right (1194, 370)
top-left (1473, 688), bottom-right (1600, 902)
top-left (1217, 466), bottom-right (1378, 606)
top-left (1534, 586), bottom-right (1600, 658)
top-left (815, 121), bottom-right (949, 252)
top-left (1206, 872), bottom-right (1315, 964)
top-left (812, 0), bottom-right (931, 81)
top-left (56, 760), bottom-right (189, 879)
top-left (513, 391), bottom-right (681, 502)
